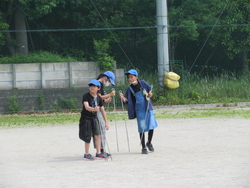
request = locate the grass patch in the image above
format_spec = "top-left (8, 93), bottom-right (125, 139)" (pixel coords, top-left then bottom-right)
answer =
top-left (1, 106), bottom-right (249, 127)
top-left (0, 113), bottom-right (80, 127)
top-left (155, 106), bottom-right (250, 119)
top-left (140, 71), bottom-right (250, 106)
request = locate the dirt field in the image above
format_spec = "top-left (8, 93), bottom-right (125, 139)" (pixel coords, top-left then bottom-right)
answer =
top-left (0, 112), bottom-right (250, 187)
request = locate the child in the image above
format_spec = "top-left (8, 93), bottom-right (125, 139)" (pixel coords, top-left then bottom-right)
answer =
top-left (79, 79), bottom-right (110, 160)
top-left (95, 71), bottom-right (116, 156)
top-left (97, 71), bottom-right (116, 103)
top-left (119, 69), bottom-right (158, 154)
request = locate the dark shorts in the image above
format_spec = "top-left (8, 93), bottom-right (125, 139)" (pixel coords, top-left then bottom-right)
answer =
top-left (79, 115), bottom-right (101, 143)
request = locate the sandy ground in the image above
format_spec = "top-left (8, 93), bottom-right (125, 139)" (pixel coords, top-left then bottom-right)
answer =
top-left (0, 113), bottom-right (250, 187)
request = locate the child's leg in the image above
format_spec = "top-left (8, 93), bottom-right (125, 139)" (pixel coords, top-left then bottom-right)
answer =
top-left (100, 124), bottom-right (106, 151)
top-left (139, 133), bottom-right (146, 148)
top-left (85, 142), bottom-right (90, 154)
top-left (148, 129), bottom-right (154, 143)
top-left (94, 135), bottom-right (101, 153)
top-left (146, 129), bottom-right (155, 152)
top-left (140, 132), bottom-right (148, 154)
top-left (84, 141), bottom-right (96, 160)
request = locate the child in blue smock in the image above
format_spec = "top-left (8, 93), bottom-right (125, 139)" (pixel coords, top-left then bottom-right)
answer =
top-left (119, 69), bottom-right (158, 154)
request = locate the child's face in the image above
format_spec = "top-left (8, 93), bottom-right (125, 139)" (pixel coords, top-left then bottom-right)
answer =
top-left (127, 74), bottom-right (138, 84)
top-left (89, 85), bottom-right (99, 94)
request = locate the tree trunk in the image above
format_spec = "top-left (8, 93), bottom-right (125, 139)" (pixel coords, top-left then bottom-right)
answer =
top-left (15, 8), bottom-right (28, 54)
top-left (242, 50), bottom-right (248, 73)
top-left (4, 30), bottom-right (16, 55)
top-left (3, 14), bottom-right (16, 55)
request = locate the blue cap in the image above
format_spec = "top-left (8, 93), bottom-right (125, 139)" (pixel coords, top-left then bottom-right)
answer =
top-left (103, 71), bottom-right (116, 86)
top-left (88, 79), bottom-right (101, 87)
top-left (124, 69), bottom-right (138, 76)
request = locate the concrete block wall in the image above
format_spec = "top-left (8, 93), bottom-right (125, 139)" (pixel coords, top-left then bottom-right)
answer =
top-left (0, 64), bottom-right (13, 90)
top-left (0, 62), bottom-right (124, 90)
top-left (0, 87), bottom-right (89, 113)
top-left (0, 62), bottom-right (125, 113)
top-left (15, 63), bottom-right (41, 89)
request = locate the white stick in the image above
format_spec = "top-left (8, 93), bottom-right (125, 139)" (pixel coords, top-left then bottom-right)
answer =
top-left (119, 90), bottom-right (130, 152)
top-left (112, 88), bottom-right (119, 152)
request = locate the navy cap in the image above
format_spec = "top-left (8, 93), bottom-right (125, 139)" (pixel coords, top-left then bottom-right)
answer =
top-left (88, 79), bottom-right (101, 87)
top-left (103, 71), bottom-right (116, 86)
top-left (124, 69), bottom-right (138, 76)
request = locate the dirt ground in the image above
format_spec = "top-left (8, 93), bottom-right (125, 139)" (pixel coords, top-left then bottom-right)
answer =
top-left (0, 109), bottom-right (250, 187)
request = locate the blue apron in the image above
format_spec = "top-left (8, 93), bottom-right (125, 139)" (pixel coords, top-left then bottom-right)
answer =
top-left (129, 87), bottom-right (158, 133)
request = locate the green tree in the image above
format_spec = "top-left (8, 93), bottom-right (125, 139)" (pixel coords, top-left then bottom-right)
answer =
top-left (168, 0), bottom-right (250, 73)
top-left (1, 0), bottom-right (59, 55)
top-left (209, 0), bottom-right (250, 72)
top-left (0, 12), bottom-right (9, 51)
top-left (93, 39), bottom-right (114, 71)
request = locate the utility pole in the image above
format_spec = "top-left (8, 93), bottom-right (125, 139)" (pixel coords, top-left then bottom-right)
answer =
top-left (156, 0), bottom-right (169, 88)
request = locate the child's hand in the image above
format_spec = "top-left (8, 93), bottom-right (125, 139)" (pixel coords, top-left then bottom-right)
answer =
top-left (149, 91), bottom-right (153, 98)
top-left (119, 93), bottom-right (127, 102)
top-left (93, 106), bottom-right (99, 112)
top-left (105, 123), bottom-right (109, 130)
top-left (119, 93), bottom-right (124, 98)
top-left (109, 90), bottom-right (116, 97)
top-left (104, 97), bottom-right (112, 103)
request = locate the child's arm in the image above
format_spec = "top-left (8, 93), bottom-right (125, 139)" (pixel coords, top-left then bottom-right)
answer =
top-left (83, 101), bottom-right (99, 112)
top-left (143, 81), bottom-right (153, 98)
top-left (100, 91), bottom-right (116, 100)
top-left (119, 93), bottom-right (128, 103)
top-left (99, 106), bottom-right (109, 130)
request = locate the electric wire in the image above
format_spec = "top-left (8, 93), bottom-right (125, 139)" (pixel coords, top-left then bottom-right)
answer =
top-left (5, 0), bottom-right (247, 73)
top-left (2, 23), bottom-right (249, 33)
top-left (188, 0), bottom-right (230, 72)
top-left (89, 0), bottom-right (135, 69)
top-left (11, 0), bottom-right (68, 54)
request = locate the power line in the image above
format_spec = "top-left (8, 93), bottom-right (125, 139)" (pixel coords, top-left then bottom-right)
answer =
top-left (188, 0), bottom-right (230, 73)
top-left (0, 26), bottom-right (156, 33)
top-left (89, 0), bottom-right (135, 69)
top-left (1, 23), bottom-right (249, 33)
top-left (11, 0), bottom-right (68, 54)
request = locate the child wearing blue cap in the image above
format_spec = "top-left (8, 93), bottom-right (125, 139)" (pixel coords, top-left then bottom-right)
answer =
top-left (119, 69), bottom-right (158, 154)
top-left (79, 79), bottom-right (110, 160)
top-left (96, 71), bottom-right (116, 103)
top-left (94, 71), bottom-right (116, 156)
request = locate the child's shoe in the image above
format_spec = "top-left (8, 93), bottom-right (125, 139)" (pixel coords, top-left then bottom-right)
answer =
top-left (84, 153), bottom-right (96, 160)
top-left (146, 142), bottom-right (154, 152)
top-left (101, 151), bottom-right (112, 157)
top-left (101, 149), bottom-right (112, 157)
top-left (96, 153), bottom-right (109, 159)
top-left (141, 147), bottom-right (148, 154)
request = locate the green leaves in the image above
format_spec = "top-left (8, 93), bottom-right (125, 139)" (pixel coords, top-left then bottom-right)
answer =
top-left (93, 39), bottom-right (114, 71)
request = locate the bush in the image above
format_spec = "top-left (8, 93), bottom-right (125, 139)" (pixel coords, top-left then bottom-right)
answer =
top-left (8, 90), bottom-right (20, 113)
top-left (0, 51), bottom-right (78, 64)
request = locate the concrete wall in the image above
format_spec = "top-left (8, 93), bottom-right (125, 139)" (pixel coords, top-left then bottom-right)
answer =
top-left (0, 87), bottom-right (88, 113)
top-left (0, 62), bottom-right (124, 90)
top-left (0, 87), bottom-right (124, 113)
top-left (0, 62), bottom-right (125, 113)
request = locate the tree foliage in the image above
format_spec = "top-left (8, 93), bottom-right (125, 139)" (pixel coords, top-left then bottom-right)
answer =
top-left (0, 0), bottom-right (249, 73)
